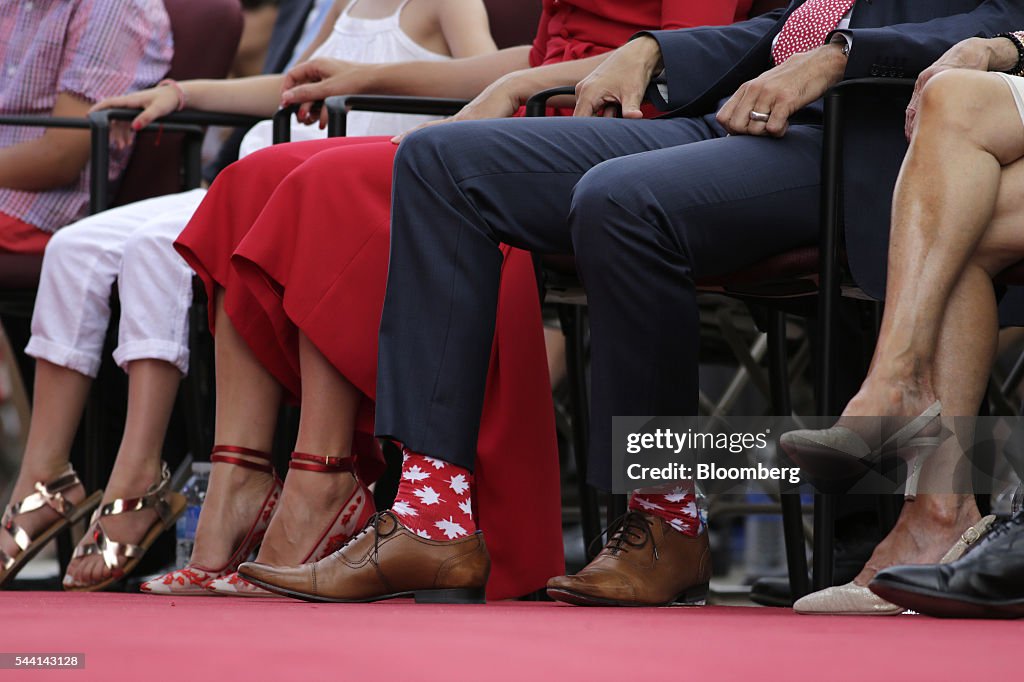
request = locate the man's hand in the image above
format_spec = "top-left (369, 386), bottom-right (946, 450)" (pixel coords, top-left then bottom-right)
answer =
top-left (574, 36), bottom-right (663, 118)
top-left (281, 57), bottom-right (372, 127)
top-left (392, 73), bottom-right (523, 144)
top-left (905, 37), bottom-right (1017, 139)
top-left (717, 42), bottom-right (848, 138)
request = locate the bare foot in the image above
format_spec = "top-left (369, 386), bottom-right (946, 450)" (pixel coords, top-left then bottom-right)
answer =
top-left (851, 494), bottom-right (981, 586)
top-left (1, 463), bottom-right (86, 578)
top-left (253, 469), bottom-right (361, 567)
top-left (63, 459), bottom-right (164, 588)
top-left (187, 460), bottom-right (278, 571)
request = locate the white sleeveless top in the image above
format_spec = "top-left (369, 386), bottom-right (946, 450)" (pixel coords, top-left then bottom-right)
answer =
top-left (239, 0), bottom-right (450, 158)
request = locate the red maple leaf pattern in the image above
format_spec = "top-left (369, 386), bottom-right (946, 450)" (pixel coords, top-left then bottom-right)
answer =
top-left (629, 481), bottom-right (703, 537)
top-left (389, 451), bottom-right (477, 540)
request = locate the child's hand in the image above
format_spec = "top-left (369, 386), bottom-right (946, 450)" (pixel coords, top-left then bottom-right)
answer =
top-left (90, 86), bottom-right (180, 149)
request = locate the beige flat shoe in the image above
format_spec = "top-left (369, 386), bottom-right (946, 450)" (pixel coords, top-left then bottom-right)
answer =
top-left (793, 514), bottom-right (997, 615)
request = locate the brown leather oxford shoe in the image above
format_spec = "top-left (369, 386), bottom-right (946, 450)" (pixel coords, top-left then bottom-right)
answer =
top-left (546, 511), bottom-right (711, 607)
top-left (238, 511), bottom-right (489, 604)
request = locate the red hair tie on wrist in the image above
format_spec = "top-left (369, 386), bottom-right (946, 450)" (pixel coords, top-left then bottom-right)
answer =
top-left (158, 78), bottom-right (187, 111)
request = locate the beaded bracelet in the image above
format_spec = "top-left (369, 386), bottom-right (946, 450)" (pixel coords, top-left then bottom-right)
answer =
top-left (995, 32), bottom-right (1024, 77)
top-left (158, 78), bottom-right (188, 111)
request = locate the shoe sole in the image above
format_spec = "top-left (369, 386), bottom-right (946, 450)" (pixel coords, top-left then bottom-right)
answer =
top-left (0, 490), bottom-right (104, 590)
top-left (870, 578), bottom-right (1024, 619)
top-left (141, 585), bottom-right (214, 596)
top-left (546, 583), bottom-right (709, 608)
top-left (241, 574), bottom-right (486, 605)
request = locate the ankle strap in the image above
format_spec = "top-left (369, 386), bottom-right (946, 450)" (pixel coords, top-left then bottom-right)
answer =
top-left (289, 452), bottom-right (355, 474)
top-left (211, 445), bottom-right (274, 474)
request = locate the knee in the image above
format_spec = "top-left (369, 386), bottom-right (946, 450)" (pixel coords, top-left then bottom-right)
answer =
top-left (917, 70), bottom-right (989, 134)
top-left (570, 160), bottom-right (663, 267)
top-left (394, 123), bottom-right (480, 187)
top-left (43, 225), bottom-right (85, 262)
top-left (394, 126), bottom-right (450, 178)
top-left (210, 145), bottom-right (285, 194)
top-left (122, 225), bottom-right (174, 264)
top-left (42, 224), bottom-right (110, 275)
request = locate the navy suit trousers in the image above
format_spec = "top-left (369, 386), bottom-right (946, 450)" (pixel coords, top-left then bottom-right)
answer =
top-left (377, 114), bottom-right (823, 490)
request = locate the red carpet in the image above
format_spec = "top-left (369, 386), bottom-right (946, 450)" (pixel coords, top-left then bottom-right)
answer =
top-left (0, 593), bottom-right (1019, 681)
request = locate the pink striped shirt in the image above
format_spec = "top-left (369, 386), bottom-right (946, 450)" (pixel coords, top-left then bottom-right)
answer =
top-left (0, 0), bottom-right (173, 233)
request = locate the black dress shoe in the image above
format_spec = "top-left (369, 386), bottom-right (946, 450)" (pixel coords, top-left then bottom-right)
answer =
top-left (869, 512), bottom-right (1024, 619)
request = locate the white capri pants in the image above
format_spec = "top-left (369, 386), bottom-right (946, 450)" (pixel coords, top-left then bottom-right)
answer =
top-left (25, 189), bottom-right (206, 378)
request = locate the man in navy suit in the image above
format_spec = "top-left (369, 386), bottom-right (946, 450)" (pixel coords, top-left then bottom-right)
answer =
top-left (365, 0), bottom-right (1024, 607)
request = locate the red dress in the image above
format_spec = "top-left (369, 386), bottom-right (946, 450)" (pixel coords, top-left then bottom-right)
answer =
top-left (175, 0), bottom-right (745, 600)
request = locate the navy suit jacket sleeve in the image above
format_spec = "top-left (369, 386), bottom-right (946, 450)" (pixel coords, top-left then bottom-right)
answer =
top-left (837, 0), bottom-right (1024, 79)
top-left (639, 9), bottom-right (787, 112)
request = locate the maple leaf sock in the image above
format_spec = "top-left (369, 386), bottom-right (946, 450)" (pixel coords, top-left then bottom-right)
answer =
top-left (629, 482), bottom-right (704, 537)
top-left (389, 450), bottom-right (478, 540)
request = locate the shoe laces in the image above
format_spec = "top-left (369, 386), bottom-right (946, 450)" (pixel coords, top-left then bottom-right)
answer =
top-left (590, 511), bottom-right (659, 560)
top-left (337, 510), bottom-right (401, 566)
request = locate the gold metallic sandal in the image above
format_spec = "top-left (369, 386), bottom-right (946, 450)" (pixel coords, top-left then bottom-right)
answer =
top-left (63, 463), bottom-right (186, 592)
top-left (0, 467), bottom-right (103, 589)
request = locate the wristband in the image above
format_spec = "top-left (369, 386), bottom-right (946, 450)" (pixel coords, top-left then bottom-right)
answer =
top-left (158, 78), bottom-right (188, 111)
top-left (994, 32), bottom-right (1024, 77)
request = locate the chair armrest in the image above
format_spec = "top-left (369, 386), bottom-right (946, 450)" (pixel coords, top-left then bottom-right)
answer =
top-left (95, 109), bottom-right (266, 130)
top-left (87, 108), bottom-right (270, 211)
top-left (87, 109), bottom-right (207, 213)
top-left (324, 95), bottom-right (470, 137)
top-left (0, 115), bottom-right (92, 130)
top-left (524, 86), bottom-right (576, 118)
top-left (830, 77), bottom-right (916, 97)
top-left (272, 105), bottom-right (299, 145)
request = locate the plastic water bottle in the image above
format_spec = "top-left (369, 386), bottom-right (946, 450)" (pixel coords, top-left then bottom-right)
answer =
top-left (743, 492), bottom-right (788, 582)
top-left (175, 462), bottom-right (211, 568)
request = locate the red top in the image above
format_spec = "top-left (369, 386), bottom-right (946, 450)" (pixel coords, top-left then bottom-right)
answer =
top-left (529, 0), bottom-right (754, 67)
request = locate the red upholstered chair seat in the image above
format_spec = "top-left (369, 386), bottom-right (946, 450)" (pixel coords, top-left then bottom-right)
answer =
top-left (0, 254), bottom-right (43, 290)
top-left (540, 246), bottom-right (823, 302)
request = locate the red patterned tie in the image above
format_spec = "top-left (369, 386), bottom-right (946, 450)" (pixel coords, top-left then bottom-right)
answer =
top-left (772, 0), bottom-right (856, 65)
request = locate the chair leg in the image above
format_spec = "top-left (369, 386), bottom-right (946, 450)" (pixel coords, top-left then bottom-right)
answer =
top-left (606, 493), bottom-right (627, 532)
top-left (812, 493), bottom-right (836, 590)
top-left (560, 304), bottom-right (601, 560)
top-left (767, 309), bottom-right (810, 599)
top-left (811, 286), bottom-right (840, 590)
top-left (181, 283), bottom-right (215, 461)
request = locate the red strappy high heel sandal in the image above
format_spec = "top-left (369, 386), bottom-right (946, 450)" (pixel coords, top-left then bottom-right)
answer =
top-left (206, 451), bottom-right (375, 597)
top-left (140, 446), bottom-right (282, 595)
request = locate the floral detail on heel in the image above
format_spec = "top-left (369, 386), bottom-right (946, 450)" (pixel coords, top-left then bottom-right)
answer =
top-left (139, 446), bottom-right (282, 597)
top-left (206, 571), bottom-right (273, 597)
top-left (141, 565), bottom-right (220, 595)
